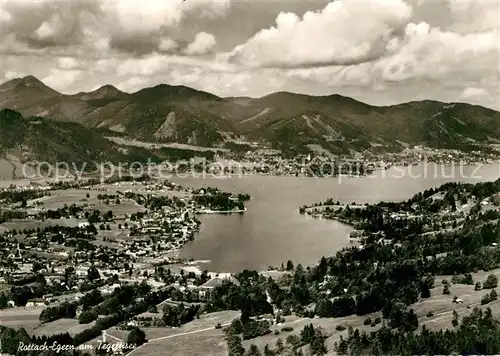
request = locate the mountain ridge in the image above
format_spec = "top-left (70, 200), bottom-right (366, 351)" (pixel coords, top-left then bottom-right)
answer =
top-left (1, 75), bottom-right (499, 154)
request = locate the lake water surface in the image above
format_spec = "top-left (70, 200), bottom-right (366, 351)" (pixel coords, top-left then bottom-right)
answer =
top-left (174, 163), bottom-right (500, 272)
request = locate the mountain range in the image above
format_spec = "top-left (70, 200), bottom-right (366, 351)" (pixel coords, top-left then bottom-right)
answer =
top-left (1, 75), bottom-right (499, 165)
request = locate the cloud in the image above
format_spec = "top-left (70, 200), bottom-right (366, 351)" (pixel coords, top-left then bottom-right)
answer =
top-left (377, 22), bottom-right (499, 83)
top-left (448, 0), bottom-right (500, 32)
top-left (101, 0), bottom-right (229, 54)
top-left (183, 32), bottom-right (217, 56)
top-left (1, 1), bottom-right (93, 48)
top-left (159, 37), bottom-right (179, 53)
top-left (57, 57), bottom-right (79, 70)
top-left (1, 0), bottom-right (231, 55)
top-left (0, 9), bottom-right (12, 23)
top-left (458, 87), bottom-right (495, 104)
top-left (3, 70), bottom-right (24, 81)
top-left (101, 0), bottom-right (230, 36)
top-left (113, 53), bottom-right (232, 78)
top-left (42, 68), bottom-right (83, 90)
top-left (227, 0), bottom-right (413, 68)
top-left (0, 0), bottom-right (499, 111)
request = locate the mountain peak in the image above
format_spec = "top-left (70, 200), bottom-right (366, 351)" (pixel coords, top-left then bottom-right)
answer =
top-left (21, 74), bottom-right (42, 83)
top-left (131, 82), bottom-right (220, 102)
top-left (73, 84), bottom-right (127, 101)
top-left (16, 75), bottom-right (46, 88)
top-left (91, 84), bottom-right (124, 97)
top-left (0, 75), bottom-right (60, 96)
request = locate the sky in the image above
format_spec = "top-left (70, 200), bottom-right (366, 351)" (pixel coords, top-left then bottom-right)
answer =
top-left (0, 0), bottom-right (499, 109)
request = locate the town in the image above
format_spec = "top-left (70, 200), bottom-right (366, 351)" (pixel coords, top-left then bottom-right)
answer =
top-left (144, 144), bottom-right (500, 178)
top-left (0, 174), bottom-right (500, 355)
top-left (0, 177), bottom-right (256, 353)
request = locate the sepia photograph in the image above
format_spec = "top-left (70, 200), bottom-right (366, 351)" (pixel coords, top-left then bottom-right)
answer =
top-left (0, 0), bottom-right (499, 355)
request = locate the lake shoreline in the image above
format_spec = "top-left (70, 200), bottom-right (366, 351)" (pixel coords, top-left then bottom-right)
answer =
top-left (177, 163), bottom-right (500, 272)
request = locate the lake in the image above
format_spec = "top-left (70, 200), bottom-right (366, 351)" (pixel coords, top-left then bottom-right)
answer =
top-left (173, 163), bottom-right (500, 272)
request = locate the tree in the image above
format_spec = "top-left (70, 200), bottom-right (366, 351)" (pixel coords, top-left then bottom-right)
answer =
top-left (87, 266), bottom-right (101, 281)
top-left (228, 335), bottom-right (245, 356)
top-left (0, 327), bottom-right (19, 354)
top-left (301, 324), bottom-right (316, 345)
top-left (443, 284), bottom-right (450, 295)
top-left (286, 260), bottom-right (294, 271)
top-left (127, 327), bottom-right (146, 347)
top-left (263, 344), bottom-right (274, 356)
top-left (246, 344), bottom-right (262, 356)
top-left (310, 336), bottom-right (327, 355)
top-left (0, 292), bottom-right (8, 309)
top-left (79, 310), bottom-right (98, 324)
top-left (315, 298), bottom-right (332, 317)
top-left (475, 282), bottom-right (482, 291)
top-left (420, 283), bottom-right (431, 298)
top-left (64, 267), bottom-right (76, 287)
top-left (286, 334), bottom-right (300, 347)
top-left (230, 318), bottom-right (243, 335)
top-left (484, 274), bottom-right (498, 289)
top-left (481, 293), bottom-right (491, 305)
top-left (275, 338), bottom-right (284, 354)
top-left (242, 320), bottom-right (271, 340)
top-left (452, 310), bottom-right (459, 327)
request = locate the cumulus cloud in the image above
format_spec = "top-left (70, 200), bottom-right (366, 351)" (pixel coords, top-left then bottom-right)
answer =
top-left (377, 22), bottom-right (499, 83)
top-left (183, 32), bottom-right (217, 56)
top-left (57, 57), bottom-right (79, 70)
top-left (42, 68), bottom-right (83, 91)
top-left (93, 59), bottom-right (118, 74)
top-left (3, 70), bottom-right (24, 81)
top-left (0, 9), bottom-right (12, 23)
top-left (227, 0), bottom-right (413, 68)
top-left (158, 37), bottom-right (179, 53)
top-left (1, 0), bottom-right (231, 55)
top-left (1, 1), bottom-right (92, 48)
top-left (0, 0), bottom-right (499, 110)
top-left (101, 0), bottom-right (228, 54)
top-left (101, 0), bottom-right (230, 35)
top-left (458, 87), bottom-right (495, 104)
top-left (448, 0), bottom-right (500, 32)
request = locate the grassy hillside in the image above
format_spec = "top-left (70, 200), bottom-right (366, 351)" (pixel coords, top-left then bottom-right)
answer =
top-left (0, 109), bottom-right (224, 176)
top-left (0, 109), bottom-right (161, 169)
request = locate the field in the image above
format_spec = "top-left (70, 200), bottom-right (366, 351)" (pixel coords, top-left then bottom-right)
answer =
top-left (34, 193), bottom-right (86, 209)
top-left (129, 328), bottom-right (227, 356)
top-left (31, 318), bottom-right (96, 337)
top-left (34, 189), bottom-right (146, 216)
top-left (0, 306), bottom-right (43, 333)
top-left (239, 312), bottom-right (382, 352)
top-left (241, 270), bottom-right (500, 353)
top-left (0, 159), bottom-right (15, 180)
top-left (106, 137), bottom-right (229, 153)
top-left (0, 187), bottom-right (147, 232)
top-left (1, 218), bottom-right (83, 231)
top-left (106, 310), bottom-right (240, 341)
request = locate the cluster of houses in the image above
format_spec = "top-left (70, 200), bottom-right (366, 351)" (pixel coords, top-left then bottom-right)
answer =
top-left (0, 179), bottom-right (248, 318)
